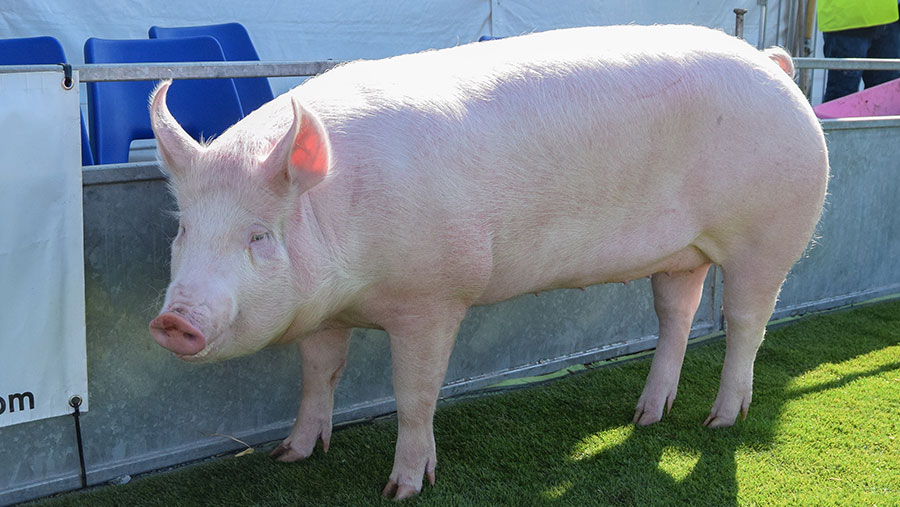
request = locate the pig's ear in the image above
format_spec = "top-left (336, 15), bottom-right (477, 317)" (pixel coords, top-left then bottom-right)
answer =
top-left (149, 81), bottom-right (203, 174)
top-left (262, 97), bottom-right (331, 194)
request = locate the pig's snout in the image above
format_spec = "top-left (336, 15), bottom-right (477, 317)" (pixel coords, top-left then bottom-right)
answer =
top-left (150, 311), bottom-right (206, 356)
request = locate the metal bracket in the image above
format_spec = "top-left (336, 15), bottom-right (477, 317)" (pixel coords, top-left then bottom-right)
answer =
top-left (59, 63), bottom-right (74, 90)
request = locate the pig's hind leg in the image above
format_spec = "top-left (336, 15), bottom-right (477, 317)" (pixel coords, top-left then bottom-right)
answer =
top-left (272, 328), bottom-right (351, 462)
top-left (634, 265), bottom-right (711, 425)
top-left (703, 256), bottom-right (791, 428)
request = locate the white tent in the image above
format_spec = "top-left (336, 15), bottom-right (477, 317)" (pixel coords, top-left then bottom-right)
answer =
top-left (2, 0), bottom-right (809, 98)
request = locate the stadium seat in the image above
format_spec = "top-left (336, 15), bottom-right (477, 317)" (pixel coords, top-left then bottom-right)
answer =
top-left (0, 36), bottom-right (95, 165)
top-left (149, 22), bottom-right (274, 114)
top-left (84, 36), bottom-right (243, 164)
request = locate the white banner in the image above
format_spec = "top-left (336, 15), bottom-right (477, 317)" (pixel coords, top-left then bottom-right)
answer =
top-left (0, 71), bottom-right (88, 427)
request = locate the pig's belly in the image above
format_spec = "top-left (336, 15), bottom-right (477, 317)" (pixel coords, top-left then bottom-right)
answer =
top-left (473, 236), bottom-right (711, 306)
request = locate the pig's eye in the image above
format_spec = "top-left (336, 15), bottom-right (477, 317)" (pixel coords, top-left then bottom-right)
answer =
top-left (250, 232), bottom-right (269, 243)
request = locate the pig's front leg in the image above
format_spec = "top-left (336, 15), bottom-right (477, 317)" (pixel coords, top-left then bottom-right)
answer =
top-left (381, 304), bottom-right (467, 500)
top-left (271, 328), bottom-right (351, 461)
top-left (634, 266), bottom-right (710, 425)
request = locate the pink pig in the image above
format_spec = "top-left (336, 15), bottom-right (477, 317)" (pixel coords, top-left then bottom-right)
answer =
top-left (149, 25), bottom-right (828, 499)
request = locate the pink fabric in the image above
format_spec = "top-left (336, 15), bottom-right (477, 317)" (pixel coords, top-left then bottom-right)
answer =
top-left (815, 77), bottom-right (900, 118)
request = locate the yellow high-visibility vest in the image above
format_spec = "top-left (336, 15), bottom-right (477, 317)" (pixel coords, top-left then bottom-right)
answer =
top-left (818, 0), bottom-right (899, 32)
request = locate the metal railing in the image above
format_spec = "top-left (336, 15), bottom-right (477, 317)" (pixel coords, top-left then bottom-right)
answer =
top-left (0, 60), bottom-right (343, 82)
top-left (3, 57), bottom-right (899, 82)
top-left (3, 56), bottom-right (900, 86)
top-left (793, 57), bottom-right (900, 104)
top-left (794, 57), bottom-right (900, 71)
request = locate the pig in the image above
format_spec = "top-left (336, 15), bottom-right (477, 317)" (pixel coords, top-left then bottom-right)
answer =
top-left (148, 24), bottom-right (828, 499)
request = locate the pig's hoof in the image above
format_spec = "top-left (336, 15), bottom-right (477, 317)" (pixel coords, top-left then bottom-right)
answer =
top-left (381, 461), bottom-right (435, 500)
top-left (382, 479), bottom-right (421, 500)
top-left (633, 390), bottom-right (675, 426)
top-left (702, 396), bottom-right (750, 428)
top-left (633, 405), bottom-right (662, 426)
top-left (270, 418), bottom-right (333, 462)
top-left (270, 439), bottom-right (313, 462)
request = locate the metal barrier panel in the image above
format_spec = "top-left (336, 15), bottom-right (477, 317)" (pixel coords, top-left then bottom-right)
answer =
top-left (2, 118), bottom-right (899, 506)
top-left (776, 118), bottom-right (900, 316)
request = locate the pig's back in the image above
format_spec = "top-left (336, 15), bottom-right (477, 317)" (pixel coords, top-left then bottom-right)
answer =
top-left (292, 24), bottom-right (818, 204)
top-left (295, 24), bottom-right (799, 120)
top-left (270, 25), bottom-right (826, 303)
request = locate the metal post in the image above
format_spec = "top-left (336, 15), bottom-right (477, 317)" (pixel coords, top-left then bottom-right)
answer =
top-left (799, 0), bottom-right (817, 97)
top-left (734, 8), bottom-right (748, 39)
top-left (774, 0), bottom-right (783, 47)
top-left (757, 0), bottom-right (769, 48)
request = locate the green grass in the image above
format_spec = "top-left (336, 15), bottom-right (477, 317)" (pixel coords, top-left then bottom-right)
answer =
top-left (37, 301), bottom-right (900, 506)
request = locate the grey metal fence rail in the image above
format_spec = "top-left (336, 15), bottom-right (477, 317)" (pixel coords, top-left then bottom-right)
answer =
top-left (3, 57), bottom-right (900, 81)
top-left (0, 60), bottom-right (342, 81)
top-left (793, 57), bottom-right (900, 71)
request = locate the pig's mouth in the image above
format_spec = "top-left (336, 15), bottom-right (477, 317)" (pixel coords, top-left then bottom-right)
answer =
top-left (174, 343), bottom-right (217, 362)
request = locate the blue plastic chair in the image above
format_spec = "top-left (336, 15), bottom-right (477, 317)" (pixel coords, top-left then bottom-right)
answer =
top-left (149, 22), bottom-right (274, 114)
top-left (84, 36), bottom-right (244, 165)
top-left (0, 36), bottom-right (95, 165)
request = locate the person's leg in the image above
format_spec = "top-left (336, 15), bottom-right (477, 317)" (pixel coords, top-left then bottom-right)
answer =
top-left (823, 29), bottom-right (870, 101)
top-left (862, 20), bottom-right (900, 88)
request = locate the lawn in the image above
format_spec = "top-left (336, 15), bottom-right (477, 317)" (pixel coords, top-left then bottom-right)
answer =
top-left (36, 300), bottom-right (900, 506)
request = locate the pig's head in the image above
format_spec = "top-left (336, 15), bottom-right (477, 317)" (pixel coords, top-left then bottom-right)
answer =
top-left (148, 81), bottom-right (331, 362)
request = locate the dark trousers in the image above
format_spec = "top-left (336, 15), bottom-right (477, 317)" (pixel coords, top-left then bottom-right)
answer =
top-left (822, 21), bottom-right (900, 102)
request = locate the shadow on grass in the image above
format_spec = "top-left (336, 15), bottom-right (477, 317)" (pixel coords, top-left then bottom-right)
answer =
top-left (423, 301), bottom-right (900, 505)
